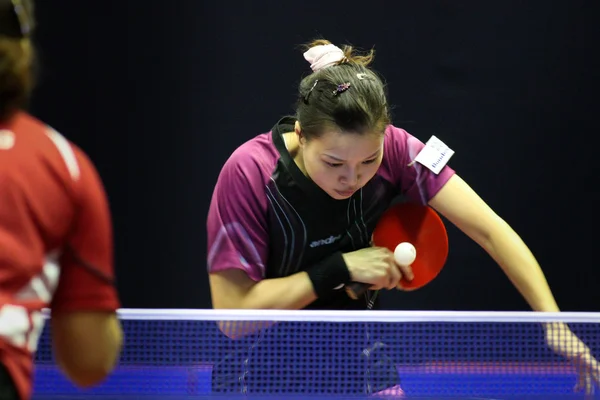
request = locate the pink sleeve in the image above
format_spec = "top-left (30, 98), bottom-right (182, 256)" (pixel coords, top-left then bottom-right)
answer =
top-left (380, 126), bottom-right (456, 204)
top-left (206, 151), bottom-right (270, 282)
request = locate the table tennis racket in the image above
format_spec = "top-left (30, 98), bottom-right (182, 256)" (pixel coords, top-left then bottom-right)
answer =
top-left (345, 202), bottom-right (449, 299)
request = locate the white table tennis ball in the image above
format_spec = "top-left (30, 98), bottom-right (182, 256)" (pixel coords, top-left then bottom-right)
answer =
top-left (394, 242), bottom-right (416, 266)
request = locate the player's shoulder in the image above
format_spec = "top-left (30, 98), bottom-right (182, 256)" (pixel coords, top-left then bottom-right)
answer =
top-left (218, 131), bottom-right (279, 187)
top-left (383, 124), bottom-right (412, 143)
top-left (381, 124), bottom-right (411, 161)
top-left (5, 111), bottom-right (47, 146)
top-left (9, 111), bottom-right (45, 130)
top-left (10, 112), bottom-right (71, 152)
top-left (382, 123), bottom-right (431, 156)
top-left (377, 124), bottom-right (432, 180)
top-left (14, 112), bottom-right (98, 182)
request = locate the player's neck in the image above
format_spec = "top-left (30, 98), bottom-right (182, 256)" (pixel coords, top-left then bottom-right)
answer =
top-left (282, 131), bottom-right (309, 177)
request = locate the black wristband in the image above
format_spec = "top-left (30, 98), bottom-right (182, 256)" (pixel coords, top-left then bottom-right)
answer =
top-left (306, 252), bottom-right (352, 298)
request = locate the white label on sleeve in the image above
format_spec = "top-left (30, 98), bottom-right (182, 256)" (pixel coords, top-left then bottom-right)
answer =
top-left (413, 135), bottom-right (455, 174)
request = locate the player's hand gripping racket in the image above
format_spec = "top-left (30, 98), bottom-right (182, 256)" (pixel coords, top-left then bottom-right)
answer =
top-left (345, 202), bottom-right (449, 299)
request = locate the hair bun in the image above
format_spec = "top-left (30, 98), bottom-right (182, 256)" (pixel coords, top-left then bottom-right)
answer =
top-left (303, 44), bottom-right (346, 72)
top-left (304, 39), bottom-right (375, 71)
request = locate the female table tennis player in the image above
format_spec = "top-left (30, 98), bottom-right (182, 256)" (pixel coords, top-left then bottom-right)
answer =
top-left (0, 1), bottom-right (123, 399)
top-left (207, 40), bottom-right (599, 396)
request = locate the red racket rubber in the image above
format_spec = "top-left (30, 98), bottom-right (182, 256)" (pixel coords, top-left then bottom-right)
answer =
top-left (346, 202), bottom-right (449, 299)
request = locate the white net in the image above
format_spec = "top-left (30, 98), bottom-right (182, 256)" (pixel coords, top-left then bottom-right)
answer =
top-left (32, 309), bottom-right (600, 399)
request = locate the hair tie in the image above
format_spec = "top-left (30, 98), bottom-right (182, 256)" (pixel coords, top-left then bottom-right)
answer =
top-left (303, 44), bottom-right (345, 72)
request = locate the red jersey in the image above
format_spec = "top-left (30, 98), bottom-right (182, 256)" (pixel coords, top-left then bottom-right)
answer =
top-left (0, 111), bottom-right (120, 399)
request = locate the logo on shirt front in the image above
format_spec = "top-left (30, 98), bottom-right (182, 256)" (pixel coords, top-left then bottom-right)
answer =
top-left (309, 234), bottom-right (342, 248)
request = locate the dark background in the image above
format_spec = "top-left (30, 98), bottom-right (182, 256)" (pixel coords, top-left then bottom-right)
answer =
top-left (27, 1), bottom-right (599, 312)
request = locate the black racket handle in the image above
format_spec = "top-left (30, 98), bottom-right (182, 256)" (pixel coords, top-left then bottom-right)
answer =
top-left (345, 282), bottom-right (370, 300)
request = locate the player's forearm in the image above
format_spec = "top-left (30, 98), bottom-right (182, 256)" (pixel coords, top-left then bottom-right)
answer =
top-left (480, 218), bottom-right (560, 312)
top-left (242, 271), bottom-right (317, 310)
top-left (217, 272), bottom-right (317, 339)
top-left (212, 254), bottom-right (350, 338)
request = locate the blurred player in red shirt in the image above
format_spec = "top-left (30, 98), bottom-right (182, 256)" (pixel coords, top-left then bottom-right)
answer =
top-left (0, 1), bottom-right (123, 398)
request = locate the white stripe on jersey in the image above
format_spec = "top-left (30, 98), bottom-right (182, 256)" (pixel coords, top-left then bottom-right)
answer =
top-left (0, 252), bottom-right (62, 352)
top-left (45, 128), bottom-right (80, 181)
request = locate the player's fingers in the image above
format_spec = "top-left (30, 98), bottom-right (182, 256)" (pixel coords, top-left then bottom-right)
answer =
top-left (370, 274), bottom-right (387, 291)
top-left (387, 252), bottom-right (402, 290)
top-left (575, 353), bottom-right (600, 394)
top-left (378, 249), bottom-right (399, 290)
top-left (581, 352), bottom-right (600, 373)
top-left (586, 362), bottom-right (600, 392)
top-left (577, 363), bottom-right (595, 395)
top-left (396, 263), bottom-right (414, 281)
top-left (585, 373), bottom-right (594, 395)
top-left (574, 367), bottom-right (586, 393)
top-left (386, 262), bottom-right (402, 290)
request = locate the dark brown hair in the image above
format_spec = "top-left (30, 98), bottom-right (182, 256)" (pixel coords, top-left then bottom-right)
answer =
top-left (0, 0), bottom-right (36, 122)
top-left (0, 37), bottom-right (34, 121)
top-left (295, 39), bottom-right (390, 140)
